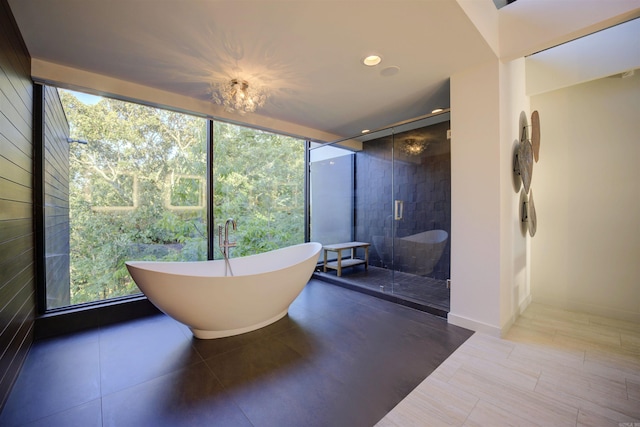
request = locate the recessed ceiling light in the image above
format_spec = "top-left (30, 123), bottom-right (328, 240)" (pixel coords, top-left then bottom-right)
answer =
top-left (363, 55), bottom-right (382, 67)
top-left (361, 129), bottom-right (370, 134)
top-left (431, 108), bottom-right (444, 114)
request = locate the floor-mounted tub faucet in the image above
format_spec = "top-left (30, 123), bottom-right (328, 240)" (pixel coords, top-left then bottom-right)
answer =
top-left (218, 218), bottom-right (237, 276)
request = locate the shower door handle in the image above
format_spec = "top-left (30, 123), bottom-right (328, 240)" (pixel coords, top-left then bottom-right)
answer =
top-left (394, 200), bottom-right (404, 220)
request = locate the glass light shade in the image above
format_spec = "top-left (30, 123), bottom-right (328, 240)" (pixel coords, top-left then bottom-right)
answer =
top-left (211, 79), bottom-right (267, 114)
top-left (401, 138), bottom-right (428, 156)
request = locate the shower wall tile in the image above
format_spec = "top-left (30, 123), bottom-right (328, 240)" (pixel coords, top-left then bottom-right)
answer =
top-left (355, 122), bottom-right (451, 279)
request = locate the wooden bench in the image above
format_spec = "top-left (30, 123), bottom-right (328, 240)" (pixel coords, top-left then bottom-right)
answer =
top-left (322, 241), bottom-right (370, 277)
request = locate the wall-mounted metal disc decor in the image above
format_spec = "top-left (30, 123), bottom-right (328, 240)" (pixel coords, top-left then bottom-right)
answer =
top-left (519, 189), bottom-right (529, 236)
top-left (512, 140), bottom-right (522, 192)
top-left (531, 110), bottom-right (541, 162)
top-left (517, 138), bottom-right (533, 194)
top-left (514, 110), bottom-right (539, 238)
top-left (527, 189), bottom-right (537, 237)
top-left (519, 111), bottom-right (529, 142)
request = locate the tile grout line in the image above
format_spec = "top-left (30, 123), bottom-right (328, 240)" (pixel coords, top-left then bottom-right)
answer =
top-left (461, 396), bottom-right (480, 426)
top-left (199, 358), bottom-right (257, 427)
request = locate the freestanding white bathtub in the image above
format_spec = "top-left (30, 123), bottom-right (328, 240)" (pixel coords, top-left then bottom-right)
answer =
top-left (126, 242), bottom-right (322, 339)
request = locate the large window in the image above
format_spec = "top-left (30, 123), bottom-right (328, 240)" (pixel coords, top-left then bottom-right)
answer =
top-left (213, 122), bottom-right (305, 257)
top-left (44, 88), bottom-right (305, 310)
top-left (50, 90), bottom-right (208, 308)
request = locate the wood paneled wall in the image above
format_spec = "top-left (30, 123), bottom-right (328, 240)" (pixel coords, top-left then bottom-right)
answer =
top-left (0, 0), bottom-right (35, 412)
top-left (43, 86), bottom-right (70, 308)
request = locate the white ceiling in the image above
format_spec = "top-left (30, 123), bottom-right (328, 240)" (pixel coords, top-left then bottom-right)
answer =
top-left (8, 0), bottom-right (498, 140)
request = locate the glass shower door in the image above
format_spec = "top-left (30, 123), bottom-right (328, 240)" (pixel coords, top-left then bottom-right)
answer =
top-left (309, 111), bottom-right (451, 312)
top-left (388, 114), bottom-right (452, 309)
top-left (357, 129), bottom-right (396, 289)
top-left (360, 128), bottom-right (403, 293)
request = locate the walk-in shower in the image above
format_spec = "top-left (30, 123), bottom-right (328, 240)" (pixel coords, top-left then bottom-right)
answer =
top-left (310, 111), bottom-right (451, 315)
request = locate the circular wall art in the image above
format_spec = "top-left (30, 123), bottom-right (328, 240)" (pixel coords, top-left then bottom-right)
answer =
top-left (517, 138), bottom-right (533, 194)
top-left (519, 111), bottom-right (529, 142)
top-left (531, 110), bottom-right (541, 162)
top-left (528, 189), bottom-right (537, 237)
top-left (512, 140), bottom-right (522, 192)
top-left (514, 110), bottom-right (540, 238)
top-left (519, 189), bottom-right (529, 236)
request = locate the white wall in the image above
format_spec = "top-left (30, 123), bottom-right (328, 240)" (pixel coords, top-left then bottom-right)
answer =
top-left (449, 59), bottom-right (503, 335)
top-left (530, 73), bottom-right (640, 322)
top-left (449, 57), bottom-right (531, 336)
top-left (499, 58), bottom-right (531, 331)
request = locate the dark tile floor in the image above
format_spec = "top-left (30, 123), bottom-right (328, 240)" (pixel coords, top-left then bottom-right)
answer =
top-left (0, 280), bottom-right (472, 427)
top-left (316, 265), bottom-right (450, 313)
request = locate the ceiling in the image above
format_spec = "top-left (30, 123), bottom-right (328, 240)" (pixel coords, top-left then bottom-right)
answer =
top-left (8, 0), bottom-right (499, 140)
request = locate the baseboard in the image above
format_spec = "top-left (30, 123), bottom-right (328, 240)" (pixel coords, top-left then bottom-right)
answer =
top-left (35, 296), bottom-right (161, 340)
top-left (519, 294), bottom-right (532, 315)
top-left (447, 312), bottom-right (502, 337)
top-left (530, 296), bottom-right (640, 324)
top-left (499, 294), bottom-right (533, 337)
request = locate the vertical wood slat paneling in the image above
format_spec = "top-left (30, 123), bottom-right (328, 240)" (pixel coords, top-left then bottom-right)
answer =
top-left (0, 0), bottom-right (35, 414)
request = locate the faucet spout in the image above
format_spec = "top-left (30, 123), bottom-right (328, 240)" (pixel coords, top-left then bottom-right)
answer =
top-left (224, 218), bottom-right (237, 239)
top-left (220, 219), bottom-right (237, 254)
top-left (220, 218), bottom-right (237, 276)
top-left (224, 218), bottom-right (237, 249)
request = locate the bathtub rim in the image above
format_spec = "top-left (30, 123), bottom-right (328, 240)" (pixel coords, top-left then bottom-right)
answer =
top-left (399, 229), bottom-right (448, 244)
top-left (125, 241), bottom-right (322, 279)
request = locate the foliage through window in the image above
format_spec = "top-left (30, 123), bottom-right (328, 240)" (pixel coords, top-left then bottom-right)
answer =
top-left (53, 90), bottom-right (305, 309)
top-left (60, 90), bottom-right (208, 306)
top-left (213, 122), bottom-right (305, 257)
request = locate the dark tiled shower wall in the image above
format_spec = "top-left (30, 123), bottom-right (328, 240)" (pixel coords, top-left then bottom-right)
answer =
top-left (354, 122), bottom-right (451, 280)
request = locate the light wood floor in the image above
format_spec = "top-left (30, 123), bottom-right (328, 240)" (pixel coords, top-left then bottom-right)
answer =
top-left (377, 303), bottom-right (640, 426)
